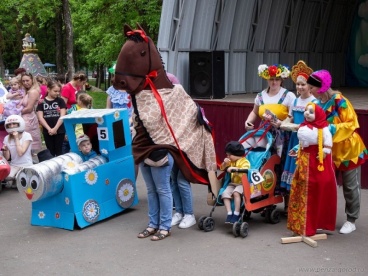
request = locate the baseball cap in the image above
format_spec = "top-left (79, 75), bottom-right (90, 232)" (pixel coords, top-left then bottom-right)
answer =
top-left (76, 134), bottom-right (90, 146)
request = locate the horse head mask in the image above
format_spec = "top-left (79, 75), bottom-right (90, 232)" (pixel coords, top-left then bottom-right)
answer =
top-left (114, 24), bottom-right (173, 95)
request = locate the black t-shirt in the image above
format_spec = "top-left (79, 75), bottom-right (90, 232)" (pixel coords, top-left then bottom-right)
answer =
top-left (37, 97), bottom-right (66, 134)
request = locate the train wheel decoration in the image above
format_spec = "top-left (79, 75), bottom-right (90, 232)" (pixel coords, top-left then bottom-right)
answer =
top-left (82, 199), bottom-right (100, 223)
top-left (116, 179), bottom-right (135, 209)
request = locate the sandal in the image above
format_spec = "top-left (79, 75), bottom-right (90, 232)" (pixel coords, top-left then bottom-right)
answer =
top-left (137, 228), bottom-right (157, 238)
top-left (150, 230), bottom-right (171, 241)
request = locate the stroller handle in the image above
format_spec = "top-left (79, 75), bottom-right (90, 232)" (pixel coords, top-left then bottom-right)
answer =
top-left (230, 169), bottom-right (248, 173)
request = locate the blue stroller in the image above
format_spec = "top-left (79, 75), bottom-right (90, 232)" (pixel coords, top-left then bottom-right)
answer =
top-left (198, 129), bottom-right (283, 237)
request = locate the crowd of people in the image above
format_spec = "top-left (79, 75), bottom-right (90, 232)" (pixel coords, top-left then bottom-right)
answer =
top-left (244, 61), bottom-right (367, 237)
top-left (0, 69), bottom-right (95, 187)
top-left (0, 58), bottom-right (366, 241)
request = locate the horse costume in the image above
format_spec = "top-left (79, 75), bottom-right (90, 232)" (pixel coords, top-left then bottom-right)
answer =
top-left (114, 24), bottom-right (217, 186)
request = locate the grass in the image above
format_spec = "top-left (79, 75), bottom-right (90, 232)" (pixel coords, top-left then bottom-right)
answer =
top-left (88, 91), bottom-right (107, 109)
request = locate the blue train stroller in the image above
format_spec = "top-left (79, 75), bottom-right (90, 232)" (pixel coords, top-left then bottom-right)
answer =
top-left (197, 129), bottom-right (283, 237)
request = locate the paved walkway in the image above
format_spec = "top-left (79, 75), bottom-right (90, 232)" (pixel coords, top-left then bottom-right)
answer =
top-left (0, 172), bottom-right (367, 275)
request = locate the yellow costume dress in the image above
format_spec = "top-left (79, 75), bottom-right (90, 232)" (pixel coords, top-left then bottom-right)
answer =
top-left (317, 92), bottom-right (368, 170)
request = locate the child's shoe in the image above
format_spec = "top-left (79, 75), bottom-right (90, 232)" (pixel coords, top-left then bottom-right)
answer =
top-left (230, 214), bottom-right (240, 224)
top-left (225, 214), bottom-right (233, 224)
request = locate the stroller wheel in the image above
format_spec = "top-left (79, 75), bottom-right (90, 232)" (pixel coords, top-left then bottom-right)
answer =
top-left (243, 210), bottom-right (251, 221)
top-left (264, 209), bottom-right (271, 223)
top-left (269, 209), bottom-right (280, 224)
top-left (203, 217), bottom-right (215, 232)
top-left (198, 216), bottom-right (207, 230)
top-left (240, 222), bottom-right (249, 238)
top-left (232, 222), bottom-right (241, 237)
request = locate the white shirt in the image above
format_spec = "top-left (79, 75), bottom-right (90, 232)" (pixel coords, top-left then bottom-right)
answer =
top-left (255, 88), bottom-right (296, 110)
top-left (4, 132), bottom-right (33, 166)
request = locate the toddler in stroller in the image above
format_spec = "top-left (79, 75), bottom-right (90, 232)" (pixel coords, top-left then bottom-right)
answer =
top-left (220, 141), bottom-right (250, 224)
top-left (198, 129), bottom-right (283, 237)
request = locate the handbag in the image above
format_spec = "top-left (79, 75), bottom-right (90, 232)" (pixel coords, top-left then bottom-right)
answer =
top-left (144, 149), bottom-right (169, 167)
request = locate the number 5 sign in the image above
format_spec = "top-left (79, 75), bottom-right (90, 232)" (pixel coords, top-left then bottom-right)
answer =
top-left (97, 127), bottom-right (109, 140)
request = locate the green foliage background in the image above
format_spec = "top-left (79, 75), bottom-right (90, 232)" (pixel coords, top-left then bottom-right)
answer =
top-left (0, 0), bottom-right (162, 74)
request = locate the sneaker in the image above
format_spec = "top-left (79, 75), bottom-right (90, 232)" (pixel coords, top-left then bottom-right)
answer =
top-left (225, 214), bottom-right (233, 224)
top-left (171, 212), bottom-right (183, 226)
top-left (339, 221), bottom-right (356, 234)
top-left (178, 214), bottom-right (196, 229)
top-left (5, 181), bottom-right (13, 189)
top-left (230, 214), bottom-right (240, 224)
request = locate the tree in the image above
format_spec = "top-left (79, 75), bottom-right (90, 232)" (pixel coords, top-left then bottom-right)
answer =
top-left (71, 0), bottom-right (162, 87)
top-left (0, 0), bottom-right (163, 82)
top-left (62, 0), bottom-right (74, 81)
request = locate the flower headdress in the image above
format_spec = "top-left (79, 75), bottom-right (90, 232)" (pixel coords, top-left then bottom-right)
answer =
top-left (291, 60), bottom-right (313, 84)
top-left (258, 64), bottom-right (290, 80)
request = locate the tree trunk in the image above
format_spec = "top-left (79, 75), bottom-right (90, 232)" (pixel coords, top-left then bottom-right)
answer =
top-left (62, 0), bottom-right (74, 82)
top-left (0, 51), bottom-right (4, 79)
top-left (0, 31), bottom-right (5, 79)
top-left (55, 9), bottom-right (64, 74)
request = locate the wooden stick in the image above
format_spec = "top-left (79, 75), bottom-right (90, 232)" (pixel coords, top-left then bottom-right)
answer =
top-left (281, 233), bottom-right (327, 248)
top-left (302, 236), bottom-right (318, 248)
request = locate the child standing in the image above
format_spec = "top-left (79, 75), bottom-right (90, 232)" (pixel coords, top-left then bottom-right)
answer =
top-left (220, 141), bottom-right (250, 224)
top-left (3, 77), bottom-right (25, 117)
top-left (62, 90), bottom-right (88, 154)
top-left (36, 80), bottom-right (66, 157)
top-left (1, 115), bottom-right (33, 188)
top-left (76, 134), bottom-right (97, 161)
top-left (73, 93), bottom-right (93, 137)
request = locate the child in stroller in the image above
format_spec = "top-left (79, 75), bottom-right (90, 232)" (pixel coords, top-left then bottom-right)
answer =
top-left (220, 141), bottom-right (250, 224)
top-left (198, 128), bottom-right (283, 237)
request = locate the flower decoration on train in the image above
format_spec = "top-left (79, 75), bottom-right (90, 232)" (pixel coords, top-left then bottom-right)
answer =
top-left (258, 64), bottom-right (290, 80)
top-left (38, 211), bottom-right (45, 219)
top-left (85, 170), bottom-right (98, 185)
top-left (95, 117), bottom-right (104, 125)
top-left (118, 182), bottom-right (134, 203)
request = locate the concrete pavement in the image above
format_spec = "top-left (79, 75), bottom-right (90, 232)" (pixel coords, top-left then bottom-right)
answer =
top-left (1, 173), bottom-right (367, 275)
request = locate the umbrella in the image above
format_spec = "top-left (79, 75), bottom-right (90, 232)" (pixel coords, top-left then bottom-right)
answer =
top-left (43, 63), bottom-right (56, 67)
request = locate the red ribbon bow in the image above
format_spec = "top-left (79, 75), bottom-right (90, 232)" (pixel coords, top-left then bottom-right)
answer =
top-left (126, 30), bottom-right (149, 43)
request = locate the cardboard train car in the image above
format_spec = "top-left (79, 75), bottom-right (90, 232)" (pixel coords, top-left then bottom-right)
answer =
top-left (16, 109), bottom-right (138, 230)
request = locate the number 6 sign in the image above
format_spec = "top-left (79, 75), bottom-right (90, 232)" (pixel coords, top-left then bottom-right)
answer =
top-left (250, 170), bottom-right (264, 184)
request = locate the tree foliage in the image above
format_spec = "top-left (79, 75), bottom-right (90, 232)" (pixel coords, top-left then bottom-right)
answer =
top-left (71, 0), bottom-right (162, 66)
top-left (0, 0), bottom-right (162, 78)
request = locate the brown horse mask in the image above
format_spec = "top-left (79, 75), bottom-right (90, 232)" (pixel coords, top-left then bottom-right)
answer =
top-left (114, 24), bottom-right (173, 95)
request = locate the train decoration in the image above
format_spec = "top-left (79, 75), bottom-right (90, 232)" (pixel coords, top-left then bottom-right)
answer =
top-left (16, 109), bottom-right (138, 230)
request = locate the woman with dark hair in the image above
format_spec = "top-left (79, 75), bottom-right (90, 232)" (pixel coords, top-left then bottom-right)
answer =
top-left (14, 68), bottom-right (26, 76)
top-left (61, 71), bottom-right (87, 109)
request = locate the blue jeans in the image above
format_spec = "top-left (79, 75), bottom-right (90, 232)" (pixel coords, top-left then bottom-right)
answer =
top-left (170, 163), bottom-right (194, 215)
top-left (139, 153), bottom-right (174, 231)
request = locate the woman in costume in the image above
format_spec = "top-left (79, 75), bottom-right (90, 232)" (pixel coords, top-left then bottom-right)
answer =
top-left (307, 70), bottom-right (368, 234)
top-left (245, 64), bottom-right (296, 197)
top-left (287, 102), bottom-right (337, 236)
top-left (114, 25), bottom-right (217, 241)
top-left (280, 61), bottom-right (316, 210)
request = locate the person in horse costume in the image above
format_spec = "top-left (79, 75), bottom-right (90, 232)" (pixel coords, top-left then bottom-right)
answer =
top-left (114, 24), bottom-right (218, 241)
